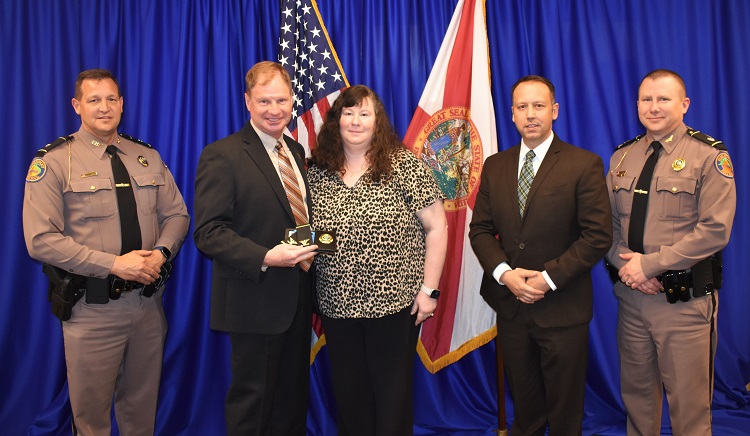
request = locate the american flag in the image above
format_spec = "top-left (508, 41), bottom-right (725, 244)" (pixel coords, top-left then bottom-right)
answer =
top-left (278, 0), bottom-right (348, 360)
top-left (278, 0), bottom-right (349, 156)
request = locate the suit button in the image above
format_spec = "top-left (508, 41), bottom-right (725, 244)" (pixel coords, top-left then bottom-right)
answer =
top-left (519, 243), bottom-right (526, 250)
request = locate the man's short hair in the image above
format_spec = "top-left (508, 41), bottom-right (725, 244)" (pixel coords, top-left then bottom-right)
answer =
top-left (74, 69), bottom-right (121, 99)
top-left (245, 61), bottom-right (292, 95)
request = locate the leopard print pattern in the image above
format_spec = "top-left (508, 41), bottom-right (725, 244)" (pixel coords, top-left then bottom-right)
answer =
top-left (309, 149), bottom-right (443, 318)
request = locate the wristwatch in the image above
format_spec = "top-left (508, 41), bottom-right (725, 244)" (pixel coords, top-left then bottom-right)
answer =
top-left (155, 246), bottom-right (172, 261)
top-left (420, 284), bottom-right (440, 299)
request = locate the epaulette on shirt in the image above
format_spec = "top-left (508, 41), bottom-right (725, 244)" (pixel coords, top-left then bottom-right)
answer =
top-left (616, 134), bottom-right (644, 150)
top-left (34, 135), bottom-right (74, 158)
top-left (686, 127), bottom-right (726, 151)
top-left (119, 132), bottom-right (154, 149)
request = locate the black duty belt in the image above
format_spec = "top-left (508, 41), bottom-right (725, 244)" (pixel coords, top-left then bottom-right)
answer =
top-left (82, 276), bottom-right (141, 303)
top-left (84, 261), bottom-right (172, 303)
top-left (604, 253), bottom-right (722, 304)
top-left (658, 254), bottom-right (722, 304)
top-left (109, 277), bottom-right (143, 299)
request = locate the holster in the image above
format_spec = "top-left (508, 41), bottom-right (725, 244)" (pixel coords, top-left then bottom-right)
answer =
top-left (43, 264), bottom-right (85, 322)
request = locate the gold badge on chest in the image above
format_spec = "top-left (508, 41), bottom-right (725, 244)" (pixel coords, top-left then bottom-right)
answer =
top-left (672, 158), bottom-right (686, 172)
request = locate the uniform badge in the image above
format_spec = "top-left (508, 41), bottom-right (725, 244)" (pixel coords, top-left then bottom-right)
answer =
top-left (26, 158), bottom-right (47, 182)
top-left (138, 156), bottom-right (149, 166)
top-left (319, 233), bottom-right (333, 244)
top-left (672, 158), bottom-right (686, 172)
top-left (616, 171), bottom-right (627, 177)
top-left (715, 152), bottom-right (734, 178)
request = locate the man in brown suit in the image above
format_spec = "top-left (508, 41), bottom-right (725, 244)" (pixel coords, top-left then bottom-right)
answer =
top-left (469, 75), bottom-right (612, 435)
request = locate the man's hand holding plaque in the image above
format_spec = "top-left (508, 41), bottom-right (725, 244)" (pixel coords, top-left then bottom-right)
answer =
top-left (282, 224), bottom-right (337, 253)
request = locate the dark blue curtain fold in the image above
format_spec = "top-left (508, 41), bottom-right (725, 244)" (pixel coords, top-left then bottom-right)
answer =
top-left (2, 1), bottom-right (748, 435)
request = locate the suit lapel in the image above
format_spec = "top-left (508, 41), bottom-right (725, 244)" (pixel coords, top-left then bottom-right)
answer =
top-left (507, 146), bottom-right (524, 219)
top-left (240, 123), bottom-right (296, 221)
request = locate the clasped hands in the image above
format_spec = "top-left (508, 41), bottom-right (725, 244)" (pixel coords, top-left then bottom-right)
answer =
top-left (111, 249), bottom-right (167, 285)
top-left (501, 268), bottom-right (549, 304)
top-left (617, 252), bottom-right (662, 295)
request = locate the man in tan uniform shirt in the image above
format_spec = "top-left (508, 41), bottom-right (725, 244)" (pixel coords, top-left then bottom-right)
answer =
top-left (22, 69), bottom-right (190, 435)
top-left (606, 69), bottom-right (736, 435)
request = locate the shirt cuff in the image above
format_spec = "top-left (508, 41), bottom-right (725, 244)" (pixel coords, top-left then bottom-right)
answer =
top-left (542, 270), bottom-right (557, 291)
top-left (492, 262), bottom-right (512, 285)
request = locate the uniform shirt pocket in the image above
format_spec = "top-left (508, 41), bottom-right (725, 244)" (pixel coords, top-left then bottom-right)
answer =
top-left (68, 178), bottom-right (116, 220)
top-left (132, 173), bottom-right (165, 215)
top-left (655, 176), bottom-right (697, 220)
top-left (611, 176), bottom-right (635, 217)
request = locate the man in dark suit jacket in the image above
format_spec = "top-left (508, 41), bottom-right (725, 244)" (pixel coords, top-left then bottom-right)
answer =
top-left (194, 61), bottom-right (317, 436)
top-left (469, 76), bottom-right (612, 436)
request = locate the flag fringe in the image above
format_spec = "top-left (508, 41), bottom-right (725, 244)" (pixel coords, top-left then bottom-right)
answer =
top-left (417, 325), bottom-right (497, 374)
top-left (310, 334), bottom-right (327, 365)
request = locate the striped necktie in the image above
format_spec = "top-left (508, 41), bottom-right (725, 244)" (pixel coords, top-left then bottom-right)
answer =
top-left (518, 149), bottom-right (536, 217)
top-left (275, 141), bottom-right (311, 271)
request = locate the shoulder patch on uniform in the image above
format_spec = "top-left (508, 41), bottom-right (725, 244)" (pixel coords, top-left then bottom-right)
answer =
top-left (34, 135), bottom-right (74, 158)
top-left (26, 158), bottom-right (48, 182)
top-left (119, 133), bottom-right (154, 149)
top-left (686, 127), bottom-right (727, 151)
top-left (714, 151), bottom-right (734, 178)
top-left (616, 134), bottom-right (644, 150)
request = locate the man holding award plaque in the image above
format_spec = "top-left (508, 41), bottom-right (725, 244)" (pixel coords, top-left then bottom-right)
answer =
top-left (193, 61), bottom-right (318, 436)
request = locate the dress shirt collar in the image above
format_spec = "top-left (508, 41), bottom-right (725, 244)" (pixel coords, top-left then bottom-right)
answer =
top-left (76, 126), bottom-right (121, 159)
top-left (519, 131), bottom-right (554, 172)
top-left (250, 119), bottom-right (287, 153)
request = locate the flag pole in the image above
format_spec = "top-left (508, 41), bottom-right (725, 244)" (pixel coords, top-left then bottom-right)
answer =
top-left (495, 336), bottom-right (508, 435)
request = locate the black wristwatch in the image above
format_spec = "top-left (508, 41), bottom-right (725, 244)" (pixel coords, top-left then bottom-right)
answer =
top-left (155, 246), bottom-right (172, 261)
top-left (420, 284), bottom-right (440, 299)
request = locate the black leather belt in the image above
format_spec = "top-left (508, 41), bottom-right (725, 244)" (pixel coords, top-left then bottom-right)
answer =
top-left (604, 253), bottom-right (722, 304)
top-left (109, 277), bottom-right (143, 299)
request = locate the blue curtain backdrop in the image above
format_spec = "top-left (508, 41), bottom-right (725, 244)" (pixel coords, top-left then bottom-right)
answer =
top-left (2, 0), bottom-right (748, 434)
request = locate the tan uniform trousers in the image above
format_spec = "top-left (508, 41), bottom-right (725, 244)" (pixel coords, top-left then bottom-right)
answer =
top-left (614, 281), bottom-right (717, 436)
top-left (62, 288), bottom-right (167, 436)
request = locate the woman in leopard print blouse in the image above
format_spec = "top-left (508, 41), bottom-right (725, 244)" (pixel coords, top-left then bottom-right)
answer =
top-left (308, 85), bottom-right (448, 435)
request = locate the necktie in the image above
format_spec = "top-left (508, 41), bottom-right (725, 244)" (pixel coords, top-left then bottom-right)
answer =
top-left (106, 145), bottom-right (142, 254)
top-left (518, 150), bottom-right (536, 217)
top-left (628, 141), bottom-right (662, 254)
top-left (275, 142), bottom-right (311, 271)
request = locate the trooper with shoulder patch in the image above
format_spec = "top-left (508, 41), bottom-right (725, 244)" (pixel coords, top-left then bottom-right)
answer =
top-left (22, 69), bottom-right (190, 435)
top-left (605, 69), bottom-right (736, 435)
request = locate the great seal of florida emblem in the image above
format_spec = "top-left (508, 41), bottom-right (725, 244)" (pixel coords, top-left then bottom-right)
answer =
top-left (412, 107), bottom-right (484, 211)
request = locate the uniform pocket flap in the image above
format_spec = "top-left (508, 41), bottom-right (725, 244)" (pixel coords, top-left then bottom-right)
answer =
top-left (69, 178), bottom-right (113, 193)
top-left (132, 173), bottom-right (165, 188)
top-left (656, 177), bottom-right (696, 195)
top-left (611, 176), bottom-right (635, 192)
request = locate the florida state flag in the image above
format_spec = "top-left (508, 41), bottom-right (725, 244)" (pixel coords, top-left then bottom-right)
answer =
top-left (403, 0), bottom-right (498, 373)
